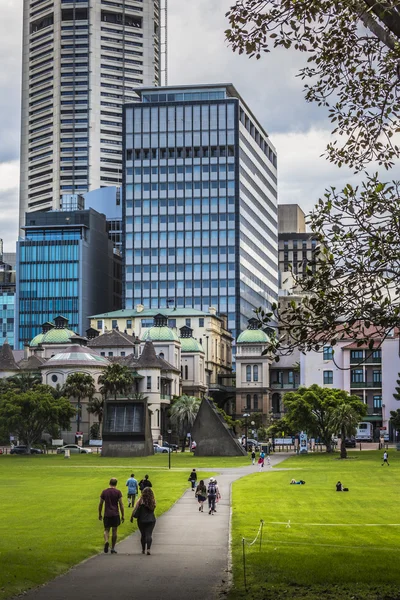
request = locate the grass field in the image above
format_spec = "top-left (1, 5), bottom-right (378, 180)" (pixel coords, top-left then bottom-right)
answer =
top-left (0, 452), bottom-right (222, 600)
top-left (230, 450), bottom-right (400, 600)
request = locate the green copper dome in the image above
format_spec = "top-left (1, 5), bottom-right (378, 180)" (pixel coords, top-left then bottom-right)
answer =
top-left (30, 333), bottom-right (45, 348)
top-left (180, 337), bottom-right (205, 353)
top-left (142, 326), bottom-right (179, 342)
top-left (237, 329), bottom-right (270, 344)
top-left (42, 328), bottom-right (77, 345)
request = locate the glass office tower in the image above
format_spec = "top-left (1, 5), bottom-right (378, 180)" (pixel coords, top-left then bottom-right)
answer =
top-left (123, 84), bottom-right (278, 340)
top-left (16, 209), bottom-right (117, 347)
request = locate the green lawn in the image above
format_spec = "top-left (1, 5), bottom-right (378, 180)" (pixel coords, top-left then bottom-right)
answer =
top-left (230, 451), bottom-right (400, 600)
top-left (0, 453), bottom-right (220, 600)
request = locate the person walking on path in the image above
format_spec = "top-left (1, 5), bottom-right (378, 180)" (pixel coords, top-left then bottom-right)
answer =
top-left (382, 451), bottom-right (390, 466)
top-left (251, 448), bottom-right (256, 465)
top-left (258, 455), bottom-right (264, 472)
top-left (139, 474), bottom-right (152, 491)
top-left (207, 477), bottom-right (220, 515)
top-left (126, 473), bottom-right (138, 508)
top-left (130, 487), bottom-right (156, 555)
top-left (188, 468), bottom-right (197, 491)
top-left (195, 479), bottom-right (207, 512)
top-left (98, 477), bottom-right (124, 554)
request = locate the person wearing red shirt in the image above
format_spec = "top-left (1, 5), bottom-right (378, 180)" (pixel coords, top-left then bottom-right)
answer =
top-left (98, 478), bottom-right (125, 554)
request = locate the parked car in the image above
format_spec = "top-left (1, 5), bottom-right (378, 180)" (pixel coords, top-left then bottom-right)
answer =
top-left (10, 446), bottom-right (43, 455)
top-left (56, 444), bottom-right (92, 454)
top-left (162, 441), bottom-right (178, 452)
top-left (344, 437), bottom-right (356, 448)
top-left (153, 443), bottom-right (170, 453)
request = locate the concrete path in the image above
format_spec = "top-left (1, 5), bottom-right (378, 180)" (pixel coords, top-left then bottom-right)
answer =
top-left (22, 454), bottom-right (289, 600)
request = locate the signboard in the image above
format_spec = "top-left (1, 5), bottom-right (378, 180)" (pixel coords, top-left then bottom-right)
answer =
top-left (299, 431), bottom-right (308, 454)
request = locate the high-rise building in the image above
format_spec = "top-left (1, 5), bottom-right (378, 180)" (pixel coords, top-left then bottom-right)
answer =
top-left (19, 0), bottom-right (163, 228)
top-left (278, 204), bottom-right (317, 277)
top-left (0, 242), bottom-right (16, 349)
top-left (123, 84), bottom-right (279, 340)
top-left (15, 209), bottom-right (119, 348)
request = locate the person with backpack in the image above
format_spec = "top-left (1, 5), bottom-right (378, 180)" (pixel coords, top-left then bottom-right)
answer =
top-left (130, 487), bottom-right (156, 555)
top-left (139, 474), bottom-right (152, 491)
top-left (188, 468), bottom-right (197, 491)
top-left (207, 477), bottom-right (220, 515)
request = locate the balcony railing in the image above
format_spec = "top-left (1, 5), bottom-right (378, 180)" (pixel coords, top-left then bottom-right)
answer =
top-left (350, 357), bottom-right (381, 364)
top-left (160, 394), bottom-right (171, 400)
top-left (270, 383), bottom-right (299, 389)
top-left (350, 381), bottom-right (382, 388)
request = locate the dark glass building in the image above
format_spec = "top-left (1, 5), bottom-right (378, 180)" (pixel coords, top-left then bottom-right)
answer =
top-left (16, 208), bottom-right (119, 347)
top-left (123, 84), bottom-right (278, 341)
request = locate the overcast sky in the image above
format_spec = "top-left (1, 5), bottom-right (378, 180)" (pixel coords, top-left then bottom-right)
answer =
top-left (0, 0), bottom-right (369, 251)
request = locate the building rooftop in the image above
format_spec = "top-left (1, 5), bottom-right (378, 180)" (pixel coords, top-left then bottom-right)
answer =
top-left (0, 341), bottom-right (19, 371)
top-left (88, 330), bottom-right (139, 348)
top-left (43, 345), bottom-right (110, 368)
top-left (136, 340), bottom-right (179, 372)
top-left (90, 307), bottom-right (218, 319)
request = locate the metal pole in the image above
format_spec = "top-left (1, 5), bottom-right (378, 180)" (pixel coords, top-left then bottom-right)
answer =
top-left (259, 520), bottom-right (264, 552)
top-left (242, 538), bottom-right (247, 591)
top-left (169, 431), bottom-right (171, 470)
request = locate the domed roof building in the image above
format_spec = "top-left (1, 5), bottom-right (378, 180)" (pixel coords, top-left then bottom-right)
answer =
top-left (140, 314), bottom-right (181, 372)
top-left (235, 318), bottom-right (272, 422)
top-left (28, 316), bottom-right (78, 358)
top-left (179, 326), bottom-right (206, 398)
top-left (40, 343), bottom-right (110, 389)
top-left (141, 313), bottom-right (180, 342)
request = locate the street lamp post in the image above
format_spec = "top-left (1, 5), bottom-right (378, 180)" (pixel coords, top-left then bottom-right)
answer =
top-left (243, 412), bottom-right (250, 450)
top-left (167, 429), bottom-right (172, 470)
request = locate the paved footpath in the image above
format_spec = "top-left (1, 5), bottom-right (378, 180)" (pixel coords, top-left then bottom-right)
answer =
top-left (22, 454), bottom-right (289, 600)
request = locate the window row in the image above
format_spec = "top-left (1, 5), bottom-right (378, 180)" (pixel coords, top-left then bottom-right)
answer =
top-left (246, 365), bottom-right (259, 382)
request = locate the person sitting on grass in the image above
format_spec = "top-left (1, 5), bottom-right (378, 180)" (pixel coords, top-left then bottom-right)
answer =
top-left (336, 481), bottom-right (349, 492)
top-left (290, 479), bottom-right (306, 485)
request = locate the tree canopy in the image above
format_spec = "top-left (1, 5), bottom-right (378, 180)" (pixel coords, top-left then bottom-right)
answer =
top-left (281, 384), bottom-right (367, 452)
top-left (226, 1), bottom-right (400, 355)
top-left (98, 364), bottom-right (135, 400)
top-left (0, 386), bottom-right (75, 451)
top-left (169, 395), bottom-right (201, 452)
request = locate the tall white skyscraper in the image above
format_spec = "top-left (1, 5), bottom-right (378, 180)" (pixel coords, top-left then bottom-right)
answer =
top-left (19, 0), bottom-right (163, 227)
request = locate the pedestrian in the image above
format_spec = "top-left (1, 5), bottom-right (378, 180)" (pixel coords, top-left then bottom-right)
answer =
top-left (130, 487), bottom-right (156, 555)
top-left (207, 477), bottom-right (220, 515)
top-left (98, 477), bottom-right (124, 554)
top-left (260, 450), bottom-right (265, 465)
top-left (188, 468), bottom-right (197, 491)
top-left (139, 474), bottom-right (152, 491)
top-left (126, 473), bottom-right (138, 508)
top-left (382, 451), bottom-right (390, 466)
top-left (195, 479), bottom-right (207, 512)
top-left (251, 448), bottom-right (256, 465)
top-left (258, 456), bottom-right (264, 472)
top-left (266, 454), bottom-right (271, 467)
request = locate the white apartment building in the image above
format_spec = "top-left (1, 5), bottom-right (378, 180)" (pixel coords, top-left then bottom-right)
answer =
top-left (300, 328), bottom-right (400, 436)
top-left (19, 0), bottom-right (162, 226)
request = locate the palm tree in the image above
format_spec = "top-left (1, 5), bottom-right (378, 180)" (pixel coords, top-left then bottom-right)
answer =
top-left (169, 395), bottom-right (201, 452)
top-left (7, 372), bottom-right (41, 392)
top-left (333, 403), bottom-right (360, 459)
top-left (87, 397), bottom-right (104, 436)
top-left (63, 373), bottom-right (96, 432)
top-left (98, 364), bottom-right (135, 401)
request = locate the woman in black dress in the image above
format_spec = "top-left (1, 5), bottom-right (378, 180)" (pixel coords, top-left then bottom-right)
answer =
top-left (131, 487), bottom-right (156, 555)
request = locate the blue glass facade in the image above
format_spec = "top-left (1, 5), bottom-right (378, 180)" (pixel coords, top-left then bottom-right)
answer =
top-left (16, 209), bottom-right (117, 348)
top-left (0, 293), bottom-right (15, 349)
top-left (123, 85), bottom-right (279, 340)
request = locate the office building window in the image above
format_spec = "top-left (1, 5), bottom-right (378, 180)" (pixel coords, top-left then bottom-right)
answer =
top-left (199, 317), bottom-right (204, 327)
top-left (126, 319), bottom-right (132, 329)
top-left (288, 371), bottom-right (294, 385)
top-left (246, 365), bottom-right (251, 382)
top-left (246, 394), bottom-right (251, 409)
top-left (168, 319), bottom-right (176, 327)
top-left (372, 349), bottom-right (381, 359)
top-left (253, 365), bottom-right (259, 382)
top-left (323, 346), bottom-right (333, 360)
top-left (186, 318), bottom-right (191, 327)
top-left (323, 370), bottom-right (333, 385)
